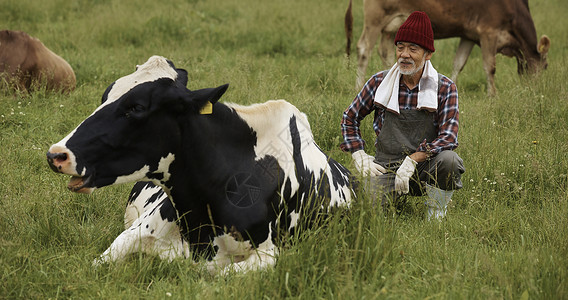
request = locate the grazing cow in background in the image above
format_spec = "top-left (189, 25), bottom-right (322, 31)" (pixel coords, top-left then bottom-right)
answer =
top-left (344, 0), bottom-right (551, 95)
top-left (47, 56), bottom-right (355, 273)
top-left (0, 30), bottom-right (76, 92)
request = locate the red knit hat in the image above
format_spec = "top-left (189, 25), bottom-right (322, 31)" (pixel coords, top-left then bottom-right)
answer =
top-left (394, 11), bottom-right (435, 52)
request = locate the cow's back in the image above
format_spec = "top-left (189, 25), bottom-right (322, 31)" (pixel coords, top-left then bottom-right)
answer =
top-left (0, 30), bottom-right (30, 82)
top-left (28, 37), bottom-right (76, 91)
top-left (230, 100), bottom-right (354, 209)
top-left (373, 0), bottom-right (528, 40)
top-left (0, 30), bottom-right (75, 92)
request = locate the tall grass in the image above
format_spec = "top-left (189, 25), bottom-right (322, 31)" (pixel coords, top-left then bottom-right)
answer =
top-left (1, 0), bottom-right (567, 298)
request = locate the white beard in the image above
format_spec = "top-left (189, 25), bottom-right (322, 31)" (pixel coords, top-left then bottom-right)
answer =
top-left (398, 53), bottom-right (427, 75)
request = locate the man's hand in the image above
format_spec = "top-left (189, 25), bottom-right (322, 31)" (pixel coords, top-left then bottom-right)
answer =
top-left (409, 151), bottom-right (429, 163)
top-left (395, 156), bottom-right (417, 194)
top-left (352, 150), bottom-right (386, 176)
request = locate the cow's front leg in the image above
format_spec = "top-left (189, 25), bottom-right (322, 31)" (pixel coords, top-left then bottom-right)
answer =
top-left (93, 198), bottom-right (189, 266)
top-left (451, 38), bottom-right (475, 82)
top-left (356, 16), bottom-right (382, 89)
top-left (225, 238), bottom-right (278, 274)
top-left (207, 231), bottom-right (278, 275)
top-left (93, 226), bottom-right (143, 265)
top-left (480, 35), bottom-right (498, 96)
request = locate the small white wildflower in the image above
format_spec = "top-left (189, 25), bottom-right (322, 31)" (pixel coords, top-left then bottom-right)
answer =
top-left (166, 292), bottom-right (172, 297)
top-left (59, 104), bottom-right (64, 108)
top-left (470, 179), bottom-right (474, 182)
top-left (500, 173), bottom-right (505, 176)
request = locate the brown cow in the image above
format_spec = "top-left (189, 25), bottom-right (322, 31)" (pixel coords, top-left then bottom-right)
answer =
top-left (345, 0), bottom-right (551, 95)
top-left (0, 30), bottom-right (76, 93)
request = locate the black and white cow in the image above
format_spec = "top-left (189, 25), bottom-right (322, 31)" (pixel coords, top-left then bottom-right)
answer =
top-left (47, 56), bottom-right (355, 273)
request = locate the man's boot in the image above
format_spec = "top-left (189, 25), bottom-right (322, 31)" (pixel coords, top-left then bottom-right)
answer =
top-left (425, 183), bottom-right (454, 220)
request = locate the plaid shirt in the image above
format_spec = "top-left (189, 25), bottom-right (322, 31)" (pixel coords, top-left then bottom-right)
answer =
top-left (340, 70), bottom-right (459, 155)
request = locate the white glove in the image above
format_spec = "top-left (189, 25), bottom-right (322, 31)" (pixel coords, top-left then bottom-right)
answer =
top-left (351, 150), bottom-right (386, 176)
top-left (395, 156), bottom-right (417, 194)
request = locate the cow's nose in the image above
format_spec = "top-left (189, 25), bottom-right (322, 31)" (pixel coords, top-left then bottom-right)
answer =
top-left (47, 145), bottom-right (81, 175)
top-left (47, 150), bottom-right (69, 173)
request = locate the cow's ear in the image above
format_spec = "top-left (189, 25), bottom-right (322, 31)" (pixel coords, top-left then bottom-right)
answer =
top-left (190, 83), bottom-right (229, 106)
top-left (101, 82), bottom-right (115, 104)
top-left (176, 69), bottom-right (189, 87)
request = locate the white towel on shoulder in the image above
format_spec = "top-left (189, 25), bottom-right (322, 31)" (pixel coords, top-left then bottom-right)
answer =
top-left (374, 60), bottom-right (439, 114)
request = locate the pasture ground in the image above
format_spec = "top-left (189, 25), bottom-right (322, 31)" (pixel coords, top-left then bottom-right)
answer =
top-left (1, 0), bottom-right (567, 298)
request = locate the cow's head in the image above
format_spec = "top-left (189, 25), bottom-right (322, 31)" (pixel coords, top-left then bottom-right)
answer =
top-left (47, 56), bottom-right (228, 193)
top-left (524, 35), bottom-right (551, 75)
top-left (502, 34), bottom-right (551, 76)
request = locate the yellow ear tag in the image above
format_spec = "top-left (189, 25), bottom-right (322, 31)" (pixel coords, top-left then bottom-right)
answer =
top-left (199, 102), bottom-right (213, 115)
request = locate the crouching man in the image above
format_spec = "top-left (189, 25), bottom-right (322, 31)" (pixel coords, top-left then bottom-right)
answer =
top-left (340, 11), bottom-right (465, 219)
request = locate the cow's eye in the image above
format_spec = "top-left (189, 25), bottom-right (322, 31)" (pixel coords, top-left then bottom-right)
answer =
top-left (125, 104), bottom-right (145, 118)
top-left (132, 104), bottom-right (145, 112)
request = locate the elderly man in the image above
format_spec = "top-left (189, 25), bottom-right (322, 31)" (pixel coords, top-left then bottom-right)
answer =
top-left (340, 11), bottom-right (465, 220)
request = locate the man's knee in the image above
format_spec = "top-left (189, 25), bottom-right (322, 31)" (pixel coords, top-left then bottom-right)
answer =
top-left (436, 151), bottom-right (464, 174)
top-left (429, 151), bottom-right (465, 190)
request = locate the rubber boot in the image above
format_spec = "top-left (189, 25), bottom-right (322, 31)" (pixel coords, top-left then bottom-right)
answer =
top-left (424, 184), bottom-right (454, 220)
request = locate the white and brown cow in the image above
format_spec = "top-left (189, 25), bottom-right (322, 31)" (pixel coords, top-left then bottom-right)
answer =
top-left (47, 56), bottom-right (355, 273)
top-left (0, 30), bottom-right (76, 92)
top-left (345, 0), bottom-right (551, 95)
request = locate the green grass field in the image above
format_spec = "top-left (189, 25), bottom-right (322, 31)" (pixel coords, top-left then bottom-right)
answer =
top-left (1, 0), bottom-right (567, 298)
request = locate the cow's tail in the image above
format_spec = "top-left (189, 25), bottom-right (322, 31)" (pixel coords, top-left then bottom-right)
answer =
top-left (345, 0), bottom-right (353, 58)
